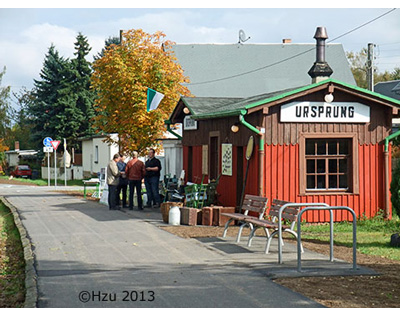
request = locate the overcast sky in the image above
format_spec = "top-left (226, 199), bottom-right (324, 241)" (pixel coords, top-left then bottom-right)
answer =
top-left (1, 2), bottom-right (400, 104)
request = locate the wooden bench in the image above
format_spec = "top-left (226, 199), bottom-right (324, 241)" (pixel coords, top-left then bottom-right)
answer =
top-left (221, 194), bottom-right (269, 243)
top-left (245, 199), bottom-right (304, 254)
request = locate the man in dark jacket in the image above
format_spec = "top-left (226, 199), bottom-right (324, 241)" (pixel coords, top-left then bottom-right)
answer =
top-left (144, 148), bottom-right (162, 208)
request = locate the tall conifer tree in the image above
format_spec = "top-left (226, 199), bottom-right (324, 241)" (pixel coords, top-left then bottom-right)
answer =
top-left (30, 45), bottom-right (69, 146)
top-left (29, 33), bottom-right (95, 150)
top-left (71, 33), bottom-right (95, 138)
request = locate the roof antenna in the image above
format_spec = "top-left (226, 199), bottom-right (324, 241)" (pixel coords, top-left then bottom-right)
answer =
top-left (238, 29), bottom-right (250, 44)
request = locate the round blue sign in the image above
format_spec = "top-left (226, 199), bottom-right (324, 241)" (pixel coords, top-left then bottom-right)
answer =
top-left (43, 137), bottom-right (53, 147)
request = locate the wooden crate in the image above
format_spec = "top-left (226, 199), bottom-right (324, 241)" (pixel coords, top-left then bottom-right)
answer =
top-left (212, 207), bottom-right (235, 226)
top-left (160, 202), bottom-right (183, 223)
top-left (202, 207), bottom-right (213, 226)
top-left (180, 207), bottom-right (200, 226)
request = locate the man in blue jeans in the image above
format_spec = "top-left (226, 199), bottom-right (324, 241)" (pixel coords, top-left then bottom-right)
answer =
top-left (144, 148), bottom-right (162, 208)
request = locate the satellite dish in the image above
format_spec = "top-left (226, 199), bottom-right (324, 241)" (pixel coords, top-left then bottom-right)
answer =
top-left (238, 29), bottom-right (250, 44)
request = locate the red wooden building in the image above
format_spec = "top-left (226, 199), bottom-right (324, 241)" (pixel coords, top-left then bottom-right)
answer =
top-left (169, 78), bottom-right (400, 222)
top-left (167, 28), bottom-right (400, 222)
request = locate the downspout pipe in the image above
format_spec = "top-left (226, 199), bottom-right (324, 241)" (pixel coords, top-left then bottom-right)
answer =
top-left (164, 120), bottom-right (182, 140)
top-left (239, 110), bottom-right (265, 197)
top-left (384, 130), bottom-right (400, 152)
top-left (384, 130), bottom-right (400, 218)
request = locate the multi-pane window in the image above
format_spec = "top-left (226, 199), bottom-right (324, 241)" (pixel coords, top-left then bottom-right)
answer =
top-left (305, 139), bottom-right (351, 191)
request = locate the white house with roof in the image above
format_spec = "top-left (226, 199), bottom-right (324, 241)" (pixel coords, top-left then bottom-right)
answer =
top-left (80, 133), bottom-right (120, 178)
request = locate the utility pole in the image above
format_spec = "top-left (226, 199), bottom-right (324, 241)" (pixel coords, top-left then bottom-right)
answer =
top-left (367, 43), bottom-right (375, 91)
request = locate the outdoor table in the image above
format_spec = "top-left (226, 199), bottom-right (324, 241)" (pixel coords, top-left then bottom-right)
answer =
top-left (83, 178), bottom-right (100, 199)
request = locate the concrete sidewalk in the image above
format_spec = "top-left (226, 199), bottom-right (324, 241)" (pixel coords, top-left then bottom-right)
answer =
top-left (0, 185), bottom-right (376, 308)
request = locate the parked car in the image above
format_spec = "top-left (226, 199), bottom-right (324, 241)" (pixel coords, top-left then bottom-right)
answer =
top-left (11, 165), bottom-right (32, 179)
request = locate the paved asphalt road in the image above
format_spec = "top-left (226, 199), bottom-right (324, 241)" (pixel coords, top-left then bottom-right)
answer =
top-left (0, 184), bottom-right (330, 308)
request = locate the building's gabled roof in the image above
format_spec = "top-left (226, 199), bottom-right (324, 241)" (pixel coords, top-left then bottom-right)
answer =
top-left (170, 78), bottom-right (400, 123)
top-left (172, 43), bottom-right (356, 98)
top-left (375, 80), bottom-right (400, 101)
top-left (181, 97), bottom-right (241, 115)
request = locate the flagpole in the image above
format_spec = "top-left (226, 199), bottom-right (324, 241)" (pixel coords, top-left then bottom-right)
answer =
top-left (47, 152), bottom-right (50, 187)
top-left (64, 138), bottom-right (67, 187)
top-left (54, 148), bottom-right (57, 189)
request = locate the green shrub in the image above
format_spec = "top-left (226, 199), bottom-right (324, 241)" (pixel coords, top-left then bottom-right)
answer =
top-left (390, 158), bottom-right (400, 217)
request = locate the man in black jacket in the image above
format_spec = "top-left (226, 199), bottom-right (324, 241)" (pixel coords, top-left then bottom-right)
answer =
top-left (144, 148), bottom-right (162, 208)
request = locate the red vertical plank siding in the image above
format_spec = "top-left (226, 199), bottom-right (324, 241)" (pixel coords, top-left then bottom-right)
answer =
top-left (388, 143), bottom-right (393, 219)
top-left (363, 145), bottom-right (371, 218)
top-left (370, 145), bottom-right (377, 219)
top-left (182, 142), bottom-right (389, 222)
top-left (262, 143), bottom-right (387, 223)
top-left (358, 146), bottom-right (365, 219)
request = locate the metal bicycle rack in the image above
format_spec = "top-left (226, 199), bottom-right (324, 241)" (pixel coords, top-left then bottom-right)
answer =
top-left (277, 203), bottom-right (357, 273)
top-left (296, 206), bottom-right (357, 272)
top-left (277, 203), bottom-right (330, 264)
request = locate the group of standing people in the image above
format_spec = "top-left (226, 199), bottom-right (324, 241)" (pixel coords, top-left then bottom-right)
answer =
top-left (106, 149), bottom-right (162, 211)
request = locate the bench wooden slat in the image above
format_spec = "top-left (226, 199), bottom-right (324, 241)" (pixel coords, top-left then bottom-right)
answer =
top-left (269, 211), bottom-right (298, 219)
top-left (244, 199), bottom-right (304, 253)
top-left (270, 205), bottom-right (298, 211)
top-left (269, 199), bottom-right (300, 221)
top-left (222, 194), bottom-right (269, 242)
top-left (241, 205), bottom-right (267, 213)
top-left (221, 213), bottom-right (262, 221)
top-left (242, 200), bottom-right (268, 208)
top-left (243, 195), bottom-right (269, 202)
top-left (245, 218), bottom-right (290, 230)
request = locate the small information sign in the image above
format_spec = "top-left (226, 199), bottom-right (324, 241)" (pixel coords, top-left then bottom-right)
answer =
top-left (43, 137), bottom-right (53, 147)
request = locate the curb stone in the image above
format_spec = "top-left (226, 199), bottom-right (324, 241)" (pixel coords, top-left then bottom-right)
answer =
top-left (0, 197), bottom-right (37, 308)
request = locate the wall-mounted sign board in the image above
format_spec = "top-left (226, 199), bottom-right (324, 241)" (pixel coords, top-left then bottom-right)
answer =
top-left (280, 102), bottom-right (370, 123)
top-left (183, 116), bottom-right (198, 130)
top-left (221, 143), bottom-right (233, 176)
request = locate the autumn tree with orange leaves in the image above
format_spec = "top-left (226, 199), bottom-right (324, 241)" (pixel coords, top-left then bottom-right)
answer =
top-left (91, 29), bottom-right (190, 156)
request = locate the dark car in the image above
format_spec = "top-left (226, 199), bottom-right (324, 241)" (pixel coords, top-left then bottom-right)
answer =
top-left (11, 165), bottom-right (32, 179)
